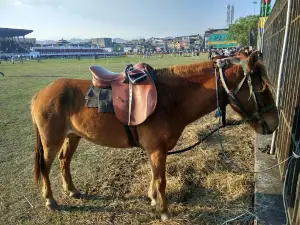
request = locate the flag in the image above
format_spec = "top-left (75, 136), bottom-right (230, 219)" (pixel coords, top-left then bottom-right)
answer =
top-left (260, 0), bottom-right (272, 17)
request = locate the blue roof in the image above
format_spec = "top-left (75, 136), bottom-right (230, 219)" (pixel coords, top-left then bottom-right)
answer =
top-left (0, 28), bottom-right (33, 38)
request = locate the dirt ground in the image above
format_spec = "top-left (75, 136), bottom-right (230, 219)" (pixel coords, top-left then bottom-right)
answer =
top-left (0, 57), bottom-right (255, 224)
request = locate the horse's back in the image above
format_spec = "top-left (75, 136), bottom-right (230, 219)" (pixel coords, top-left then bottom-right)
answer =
top-left (31, 78), bottom-right (90, 133)
top-left (33, 78), bottom-right (90, 112)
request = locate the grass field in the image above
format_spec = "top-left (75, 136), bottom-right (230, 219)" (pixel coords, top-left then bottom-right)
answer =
top-left (0, 55), bottom-right (255, 224)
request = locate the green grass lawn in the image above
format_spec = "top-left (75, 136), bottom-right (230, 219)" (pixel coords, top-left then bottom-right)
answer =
top-left (0, 54), bottom-right (255, 225)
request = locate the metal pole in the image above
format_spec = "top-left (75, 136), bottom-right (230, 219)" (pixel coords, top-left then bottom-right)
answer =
top-left (270, 0), bottom-right (292, 155)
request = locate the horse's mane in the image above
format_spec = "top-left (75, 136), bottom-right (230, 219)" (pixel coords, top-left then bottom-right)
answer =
top-left (156, 61), bottom-right (215, 77)
top-left (153, 61), bottom-right (217, 114)
top-left (154, 61), bottom-right (216, 87)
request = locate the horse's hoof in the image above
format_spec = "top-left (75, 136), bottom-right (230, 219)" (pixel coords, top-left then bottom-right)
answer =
top-left (45, 199), bottom-right (58, 210)
top-left (161, 212), bottom-right (170, 221)
top-left (69, 190), bottom-right (81, 199)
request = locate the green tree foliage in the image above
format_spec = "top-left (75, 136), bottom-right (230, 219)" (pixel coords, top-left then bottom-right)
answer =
top-left (227, 15), bottom-right (259, 47)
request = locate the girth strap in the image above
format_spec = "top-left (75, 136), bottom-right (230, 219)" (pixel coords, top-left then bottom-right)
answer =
top-left (124, 125), bottom-right (139, 147)
top-left (220, 88), bottom-right (228, 127)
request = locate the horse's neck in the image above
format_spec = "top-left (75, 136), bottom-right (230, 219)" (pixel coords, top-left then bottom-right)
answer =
top-left (179, 78), bottom-right (221, 125)
top-left (155, 63), bottom-right (243, 127)
top-left (156, 65), bottom-right (241, 126)
top-left (156, 75), bottom-right (221, 126)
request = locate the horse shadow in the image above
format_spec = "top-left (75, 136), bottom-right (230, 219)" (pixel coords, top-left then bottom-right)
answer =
top-left (57, 204), bottom-right (145, 214)
top-left (57, 193), bottom-right (149, 213)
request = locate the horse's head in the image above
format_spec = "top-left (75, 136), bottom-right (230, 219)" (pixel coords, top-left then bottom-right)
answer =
top-left (217, 51), bottom-right (279, 135)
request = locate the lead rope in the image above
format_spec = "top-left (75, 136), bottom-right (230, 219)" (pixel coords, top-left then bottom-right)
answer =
top-left (221, 145), bottom-right (299, 225)
top-left (282, 142), bottom-right (300, 225)
top-left (215, 67), bottom-right (231, 163)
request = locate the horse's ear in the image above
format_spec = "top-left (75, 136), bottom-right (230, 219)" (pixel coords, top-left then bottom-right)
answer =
top-left (237, 51), bottom-right (248, 60)
top-left (249, 51), bottom-right (259, 68)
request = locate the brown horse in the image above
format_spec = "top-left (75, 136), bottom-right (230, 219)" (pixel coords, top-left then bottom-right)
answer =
top-left (31, 51), bottom-right (279, 221)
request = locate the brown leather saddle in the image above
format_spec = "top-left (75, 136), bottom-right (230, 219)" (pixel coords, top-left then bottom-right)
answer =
top-left (89, 63), bottom-right (157, 126)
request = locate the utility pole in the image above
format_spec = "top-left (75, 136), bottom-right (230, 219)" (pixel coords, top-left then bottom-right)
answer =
top-left (226, 4), bottom-right (235, 27)
top-left (253, 1), bottom-right (258, 14)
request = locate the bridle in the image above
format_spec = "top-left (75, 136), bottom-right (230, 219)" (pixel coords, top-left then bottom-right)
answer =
top-left (215, 58), bottom-right (276, 134)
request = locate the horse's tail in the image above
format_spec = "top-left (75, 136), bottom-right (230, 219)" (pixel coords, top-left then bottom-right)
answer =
top-left (31, 93), bottom-right (45, 185)
top-left (33, 123), bottom-right (45, 184)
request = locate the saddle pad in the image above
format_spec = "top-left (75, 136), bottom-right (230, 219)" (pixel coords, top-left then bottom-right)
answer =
top-left (85, 86), bottom-right (114, 112)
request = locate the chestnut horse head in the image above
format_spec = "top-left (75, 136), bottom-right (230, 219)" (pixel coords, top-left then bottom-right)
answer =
top-left (216, 51), bottom-right (278, 134)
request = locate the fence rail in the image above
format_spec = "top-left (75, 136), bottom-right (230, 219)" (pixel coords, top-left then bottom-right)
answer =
top-left (262, 0), bottom-right (300, 224)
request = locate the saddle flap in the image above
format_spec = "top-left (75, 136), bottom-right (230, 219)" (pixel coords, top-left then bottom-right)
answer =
top-left (111, 75), bottom-right (157, 126)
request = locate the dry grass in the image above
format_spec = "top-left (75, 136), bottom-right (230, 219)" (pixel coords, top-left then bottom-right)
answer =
top-left (0, 56), bottom-right (255, 224)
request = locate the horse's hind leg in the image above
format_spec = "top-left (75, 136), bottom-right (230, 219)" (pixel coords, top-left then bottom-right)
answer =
top-left (40, 142), bottom-right (63, 210)
top-left (37, 119), bottom-right (66, 210)
top-left (58, 134), bottom-right (81, 198)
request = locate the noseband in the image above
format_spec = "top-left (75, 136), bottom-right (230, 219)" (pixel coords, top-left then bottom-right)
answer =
top-left (215, 58), bottom-right (275, 134)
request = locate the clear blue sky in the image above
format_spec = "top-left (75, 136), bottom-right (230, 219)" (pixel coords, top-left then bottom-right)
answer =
top-left (0, 0), bottom-right (276, 40)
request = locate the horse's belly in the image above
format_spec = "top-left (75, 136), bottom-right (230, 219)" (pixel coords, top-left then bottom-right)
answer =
top-left (70, 108), bottom-right (131, 148)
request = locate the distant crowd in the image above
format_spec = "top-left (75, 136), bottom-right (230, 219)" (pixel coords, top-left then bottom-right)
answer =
top-left (0, 47), bottom-right (255, 64)
top-left (0, 55), bottom-right (33, 64)
top-left (207, 46), bottom-right (256, 60)
top-left (208, 47), bottom-right (237, 59)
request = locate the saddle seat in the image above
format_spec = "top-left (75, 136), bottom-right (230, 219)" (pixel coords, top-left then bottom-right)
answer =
top-left (88, 63), bottom-right (157, 126)
top-left (90, 65), bottom-right (123, 81)
top-left (90, 65), bottom-right (124, 88)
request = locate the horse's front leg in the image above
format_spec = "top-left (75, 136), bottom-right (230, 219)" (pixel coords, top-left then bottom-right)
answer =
top-left (148, 165), bottom-right (157, 207)
top-left (147, 149), bottom-right (169, 221)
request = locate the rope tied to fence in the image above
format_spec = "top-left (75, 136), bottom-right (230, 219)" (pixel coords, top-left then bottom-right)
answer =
top-left (292, 142), bottom-right (300, 159)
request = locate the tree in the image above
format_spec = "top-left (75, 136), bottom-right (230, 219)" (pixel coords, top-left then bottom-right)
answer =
top-left (227, 15), bottom-right (259, 47)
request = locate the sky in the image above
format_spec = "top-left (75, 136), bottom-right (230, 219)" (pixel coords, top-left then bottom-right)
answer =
top-left (0, 0), bottom-right (276, 40)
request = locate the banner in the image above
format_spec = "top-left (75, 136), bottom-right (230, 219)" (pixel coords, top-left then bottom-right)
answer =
top-left (208, 33), bottom-right (237, 48)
